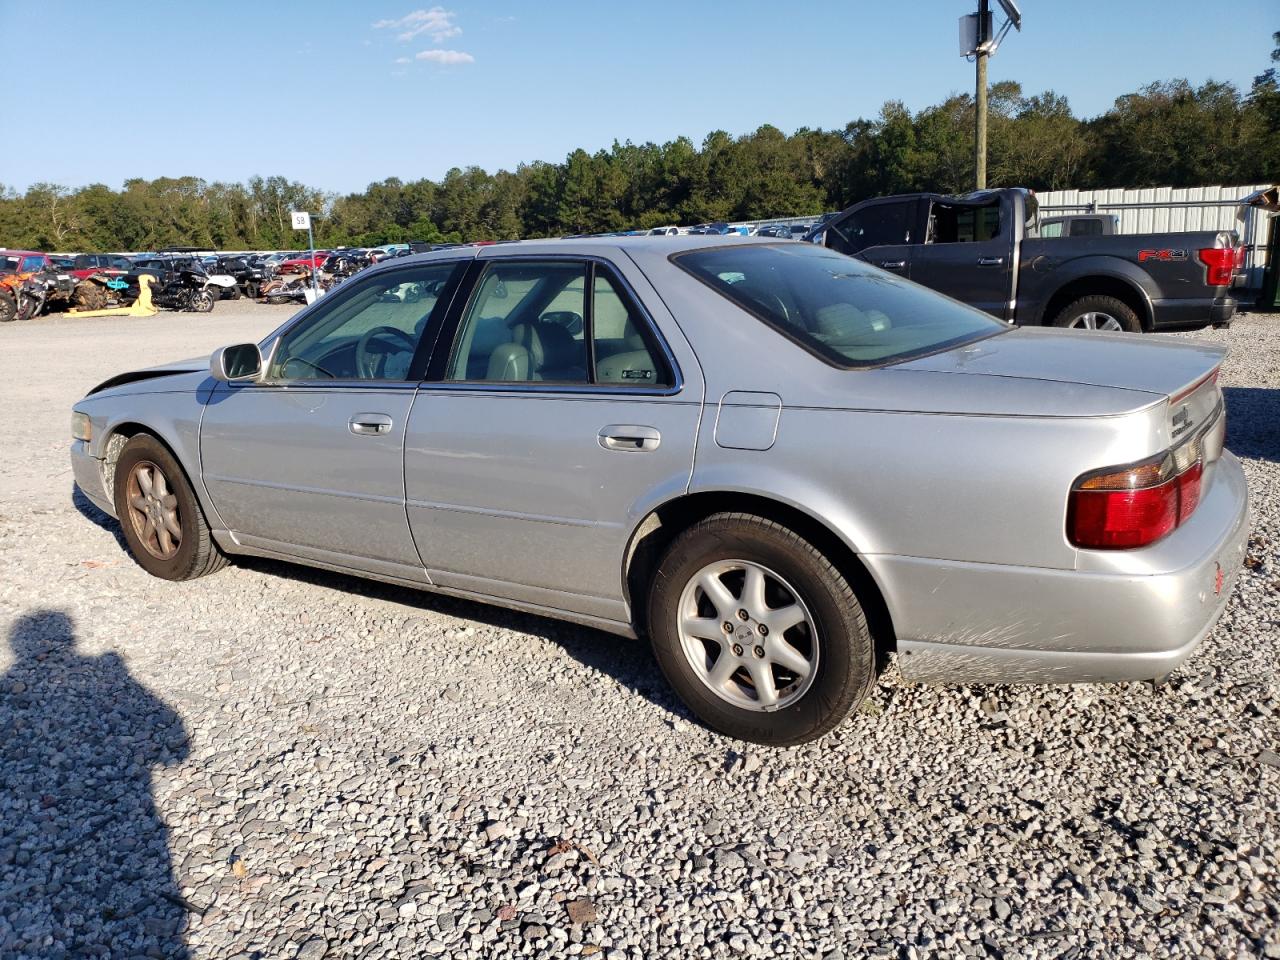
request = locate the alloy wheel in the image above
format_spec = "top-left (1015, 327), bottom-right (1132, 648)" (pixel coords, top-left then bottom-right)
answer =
top-left (677, 560), bottom-right (819, 712)
top-left (125, 460), bottom-right (182, 560)
top-left (1067, 311), bottom-right (1123, 331)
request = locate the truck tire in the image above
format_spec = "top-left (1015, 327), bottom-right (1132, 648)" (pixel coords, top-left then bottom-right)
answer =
top-left (1051, 295), bottom-right (1142, 333)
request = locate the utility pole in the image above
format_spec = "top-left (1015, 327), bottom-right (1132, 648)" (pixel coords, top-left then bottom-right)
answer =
top-left (961, 0), bottom-right (1018, 191)
top-left (975, 0), bottom-right (989, 190)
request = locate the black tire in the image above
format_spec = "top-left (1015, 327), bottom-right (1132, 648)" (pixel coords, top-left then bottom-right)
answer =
top-left (245, 282), bottom-right (259, 300)
top-left (113, 434), bottom-right (228, 581)
top-left (15, 297), bottom-right (37, 322)
top-left (0, 289), bottom-right (16, 323)
top-left (191, 290), bottom-right (215, 313)
top-left (647, 513), bottom-right (875, 746)
top-left (1051, 294), bottom-right (1142, 333)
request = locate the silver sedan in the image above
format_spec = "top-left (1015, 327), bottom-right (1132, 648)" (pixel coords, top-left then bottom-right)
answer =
top-left (70, 237), bottom-right (1249, 745)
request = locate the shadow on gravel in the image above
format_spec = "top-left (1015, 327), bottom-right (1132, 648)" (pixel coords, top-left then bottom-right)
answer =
top-left (237, 556), bottom-right (694, 722)
top-left (0, 611), bottom-right (191, 959)
top-left (1222, 386), bottom-right (1280, 463)
top-left (71, 483), bottom-right (127, 550)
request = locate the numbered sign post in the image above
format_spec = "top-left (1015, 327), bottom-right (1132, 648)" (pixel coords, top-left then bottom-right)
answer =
top-left (290, 211), bottom-right (318, 297)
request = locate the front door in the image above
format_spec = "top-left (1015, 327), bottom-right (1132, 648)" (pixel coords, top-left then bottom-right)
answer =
top-left (824, 198), bottom-right (919, 279)
top-left (199, 260), bottom-right (466, 582)
top-left (403, 254), bottom-right (703, 624)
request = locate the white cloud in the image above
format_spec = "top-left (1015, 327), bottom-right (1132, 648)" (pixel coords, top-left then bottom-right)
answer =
top-left (373, 7), bottom-right (461, 43)
top-left (394, 56), bottom-right (411, 64)
top-left (414, 48), bottom-right (474, 65)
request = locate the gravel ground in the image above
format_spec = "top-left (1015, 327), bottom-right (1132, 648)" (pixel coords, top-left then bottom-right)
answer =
top-left (0, 303), bottom-right (1277, 960)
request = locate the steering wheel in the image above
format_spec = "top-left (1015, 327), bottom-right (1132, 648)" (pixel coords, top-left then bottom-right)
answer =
top-left (356, 326), bottom-right (416, 379)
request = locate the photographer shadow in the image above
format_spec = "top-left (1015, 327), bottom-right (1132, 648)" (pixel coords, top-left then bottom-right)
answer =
top-left (0, 610), bottom-right (191, 959)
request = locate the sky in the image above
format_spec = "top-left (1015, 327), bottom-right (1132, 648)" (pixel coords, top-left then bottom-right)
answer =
top-left (3, 0), bottom-right (1274, 195)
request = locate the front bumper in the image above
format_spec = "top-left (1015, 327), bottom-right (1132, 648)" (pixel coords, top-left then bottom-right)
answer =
top-left (71, 440), bottom-right (115, 518)
top-left (877, 451), bottom-right (1250, 684)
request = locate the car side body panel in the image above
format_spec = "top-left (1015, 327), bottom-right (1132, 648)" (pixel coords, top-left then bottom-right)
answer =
top-left (69, 237), bottom-right (1250, 690)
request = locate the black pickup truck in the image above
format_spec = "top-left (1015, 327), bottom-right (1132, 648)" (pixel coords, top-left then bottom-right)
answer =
top-left (810, 187), bottom-right (1241, 332)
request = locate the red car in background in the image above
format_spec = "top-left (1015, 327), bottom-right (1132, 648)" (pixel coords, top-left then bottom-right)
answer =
top-left (276, 251), bottom-right (330, 273)
top-left (57, 253), bottom-right (132, 280)
top-left (1, 251), bottom-right (58, 274)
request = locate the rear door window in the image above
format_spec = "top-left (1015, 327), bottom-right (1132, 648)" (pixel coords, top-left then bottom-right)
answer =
top-left (928, 200), bottom-right (1001, 243)
top-left (445, 260), bottom-right (671, 387)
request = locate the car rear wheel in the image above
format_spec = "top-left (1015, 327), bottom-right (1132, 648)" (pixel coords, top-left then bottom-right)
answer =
top-left (1052, 295), bottom-right (1141, 333)
top-left (647, 513), bottom-right (874, 745)
top-left (113, 434), bottom-right (227, 580)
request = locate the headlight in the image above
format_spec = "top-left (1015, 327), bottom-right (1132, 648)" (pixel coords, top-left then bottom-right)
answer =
top-left (71, 411), bottom-right (92, 442)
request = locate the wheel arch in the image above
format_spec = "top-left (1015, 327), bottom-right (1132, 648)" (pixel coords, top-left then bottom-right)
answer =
top-left (1040, 273), bottom-right (1154, 331)
top-left (99, 420), bottom-right (204, 514)
top-left (622, 490), bottom-right (897, 667)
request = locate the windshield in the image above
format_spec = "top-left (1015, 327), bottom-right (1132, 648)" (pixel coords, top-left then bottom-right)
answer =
top-left (674, 243), bottom-right (1006, 367)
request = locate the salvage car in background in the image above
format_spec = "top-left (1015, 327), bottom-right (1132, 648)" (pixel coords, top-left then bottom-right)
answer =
top-left (70, 238), bottom-right (1248, 745)
top-left (810, 187), bottom-right (1243, 331)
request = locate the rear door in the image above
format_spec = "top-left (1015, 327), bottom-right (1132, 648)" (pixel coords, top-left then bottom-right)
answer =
top-left (823, 198), bottom-right (919, 278)
top-left (402, 252), bottom-right (703, 624)
top-left (909, 194), bottom-right (1016, 319)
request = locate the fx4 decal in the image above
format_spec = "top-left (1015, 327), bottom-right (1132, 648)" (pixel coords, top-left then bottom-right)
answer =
top-left (1137, 248), bottom-right (1189, 263)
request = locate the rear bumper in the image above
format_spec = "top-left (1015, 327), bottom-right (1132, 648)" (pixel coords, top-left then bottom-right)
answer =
top-left (876, 451), bottom-right (1250, 684)
top-left (71, 440), bottom-right (115, 518)
top-left (1151, 295), bottom-right (1237, 330)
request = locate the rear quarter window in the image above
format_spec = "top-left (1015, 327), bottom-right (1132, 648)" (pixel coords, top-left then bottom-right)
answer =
top-left (673, 243), bottom-right (1005, 368)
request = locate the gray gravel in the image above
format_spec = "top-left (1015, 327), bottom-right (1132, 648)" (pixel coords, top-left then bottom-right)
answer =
top-left (1, 303), bottom-right (1277, 959)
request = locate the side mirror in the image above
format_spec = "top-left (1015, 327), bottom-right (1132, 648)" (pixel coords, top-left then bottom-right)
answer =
top-left (210, 343), bottom-right (263, 382)
top-left (809, 229), bottom-right (826, 245)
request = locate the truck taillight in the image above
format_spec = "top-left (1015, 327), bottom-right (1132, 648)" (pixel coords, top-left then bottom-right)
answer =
top-left (1233, 243), bottom-right (1247, 270)
top-left (1197, 247), bottom-right (1234, 287)
top-left (1068, 438), bottom-right (1205, 550)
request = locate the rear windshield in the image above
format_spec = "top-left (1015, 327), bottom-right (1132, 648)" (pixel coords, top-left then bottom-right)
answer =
top-left (674, 243), bottom-right (1005, 367)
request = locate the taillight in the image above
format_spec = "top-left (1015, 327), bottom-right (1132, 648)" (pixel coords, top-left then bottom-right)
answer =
top-left (1197, 247), bottom-right (1234, 287)
top-left (1068, 437), bottom-right (1205, 549)
top-left (1232, 244), bottom-right (1246, 270)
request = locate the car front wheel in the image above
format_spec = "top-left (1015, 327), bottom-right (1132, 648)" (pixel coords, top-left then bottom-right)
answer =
top-left (647, 513), bottom-right (874, 746)
top-left (113, 434), bottom-right (227, 580)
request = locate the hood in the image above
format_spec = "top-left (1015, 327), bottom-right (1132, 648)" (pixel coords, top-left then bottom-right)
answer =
top-left (86, 356), bottom-right (207, 396)
top-left (897, 327), bottom-right (1227, 398)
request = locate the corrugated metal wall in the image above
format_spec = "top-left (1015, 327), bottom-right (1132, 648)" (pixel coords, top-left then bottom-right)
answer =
top-left (1037, 184), bottom-right (1274, 293)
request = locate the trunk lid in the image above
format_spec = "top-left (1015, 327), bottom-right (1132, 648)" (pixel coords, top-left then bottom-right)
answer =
top-left (900, 327), bottom-right (1225, 397)
top-left (898, 326), bottom-right (1225, 451)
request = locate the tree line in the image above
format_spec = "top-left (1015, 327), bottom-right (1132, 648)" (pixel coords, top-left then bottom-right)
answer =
top-left (2, 61), bottom-right (1276, 253)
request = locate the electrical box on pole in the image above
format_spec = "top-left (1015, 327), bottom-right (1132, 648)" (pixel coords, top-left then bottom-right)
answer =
top-left (961, 0), bottom-right (1021, 190)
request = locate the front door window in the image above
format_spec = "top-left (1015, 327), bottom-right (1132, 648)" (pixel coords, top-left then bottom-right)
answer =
top-left (269, 263), bottom-right (460, 381)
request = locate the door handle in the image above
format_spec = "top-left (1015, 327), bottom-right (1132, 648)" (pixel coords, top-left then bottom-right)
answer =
top-left (598, 425), bottom-right (661, 452)
top-left (877, 260), bottom-right (906, 270)
top-left (977, 257), bottom-right (1005, 266)
top-left (349, 413), bottom-right (393, 436)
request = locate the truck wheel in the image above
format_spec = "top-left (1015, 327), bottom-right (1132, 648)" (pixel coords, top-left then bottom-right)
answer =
top-left (1052, 295), bottom-right (1141, 333)
top-left (647, 513), bottom-right (875, 746)
top-left (0, 290), bottom-right (15, 322)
